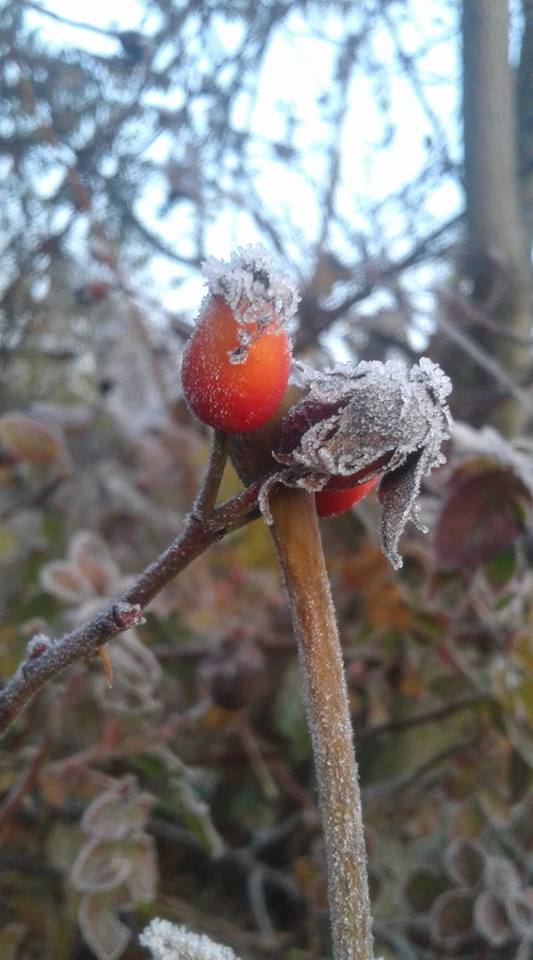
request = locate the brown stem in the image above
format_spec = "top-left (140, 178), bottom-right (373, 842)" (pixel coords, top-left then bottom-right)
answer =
top-left (269, 488), bottom-right (374, 960)
top-left (192, 430), bottom-right (229, 519)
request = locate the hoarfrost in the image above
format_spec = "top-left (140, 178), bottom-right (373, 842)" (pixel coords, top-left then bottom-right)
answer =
top-left (452, 421), bottom-right (533, 498)
top-left (202, 244), bottom-right (299, 361)
top-left (139, 919), bottom-right (239, 960)
top-left (273, 357), bottom-right (452, 569)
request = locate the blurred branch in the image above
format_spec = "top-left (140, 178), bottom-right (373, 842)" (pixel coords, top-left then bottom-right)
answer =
top-left (366, 733), bottom-right (483, 800)
top-left (360, 694), bottom-right (486, 739)
top-left (21, 1), bottom-right (120, 37)
top-left (437, 288), bottom-right (533, 346)
top-left (295, 213), bottom-right (461, 350)
top-left (0, 736), bottom-right (48, 828)
top-left (435, 302), bottom-right (533, 416)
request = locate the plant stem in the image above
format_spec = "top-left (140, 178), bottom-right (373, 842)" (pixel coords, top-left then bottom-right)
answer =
top-left (269, 487), bottom-right (374, 960)
top-left (192, 430), bottom-right (229, 519)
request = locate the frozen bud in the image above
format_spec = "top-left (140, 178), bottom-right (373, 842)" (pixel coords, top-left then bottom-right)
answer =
top-left (274, 357), bottom-right (452, 569)
top-left (112, 602), bottom-right (146, 629)
top-left (26, 633), bottom-right (52, 660)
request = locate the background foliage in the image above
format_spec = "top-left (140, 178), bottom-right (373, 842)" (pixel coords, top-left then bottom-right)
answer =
top-left (0, 1), bottom-right (532, 959)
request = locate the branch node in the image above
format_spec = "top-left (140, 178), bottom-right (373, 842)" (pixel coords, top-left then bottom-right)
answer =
top-left (112, 602), bottom-right (145, 629)
top-left (26, 634), bottom-right (52, 661)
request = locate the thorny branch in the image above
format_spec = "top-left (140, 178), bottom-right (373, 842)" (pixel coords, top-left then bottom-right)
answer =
top-left (0, 468), bottom-right (271, 739)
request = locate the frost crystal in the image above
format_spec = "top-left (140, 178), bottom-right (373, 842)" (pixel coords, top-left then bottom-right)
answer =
top-left (274, 357), bottom-right (452, 569)
top-left (139, 919), bottom-right (239, 960)
top-left (202, 244), bottom-right (299, 361)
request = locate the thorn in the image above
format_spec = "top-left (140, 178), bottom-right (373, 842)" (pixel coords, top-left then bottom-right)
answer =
top-left (98, 645), bottom-right (114, 688)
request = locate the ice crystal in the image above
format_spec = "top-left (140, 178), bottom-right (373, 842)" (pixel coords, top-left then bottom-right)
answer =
top-left (274, 357), bottom-right (452, 568)
top-left (202, 244), bottom-right (299, 360)
top-left (139, 919), bottom-right (239, 960)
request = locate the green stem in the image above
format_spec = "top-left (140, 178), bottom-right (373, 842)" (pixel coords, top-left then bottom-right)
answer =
top-left (269, 487), bottom-right (374, 960)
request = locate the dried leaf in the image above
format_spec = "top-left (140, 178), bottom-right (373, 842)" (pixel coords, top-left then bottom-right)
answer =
top-left (159, 753), bottom-right (224, 858)
top-left (483, 856), bottom-right (521, 898)
top-left (443, 839), bottom-right (485, 887)
top-left (70, 838), bottom-right (132, 893)
top-left (69, 531), bottom-right (120, 595)
top-left (109, 632), bottom-right (161, 696)
top-left (78, 893), bottom-right (130, 960)
top-left (0, 413), bottom-right (70, 471)
top-left (39, 561), bottom-right (92, 604)
top-left (473, 890), bottom-right (513, 946)
top-left (431, 889), bottom-right (474, 946)
top-left (124, 835), bottom-right (158, 903)
top-left (508, 888), bottom-right (533, 939)
top-left (435, 467), bottom-right (529, 569)
top-left (82, 780), bottom-right (154, 841)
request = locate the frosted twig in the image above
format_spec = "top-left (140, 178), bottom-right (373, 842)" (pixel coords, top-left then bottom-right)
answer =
top-left (270, 488), bottom-right (375, 960)
top-left (191, 431), bottom-right (229, 520)
top-left (0, 475), bottom-right (268, 738)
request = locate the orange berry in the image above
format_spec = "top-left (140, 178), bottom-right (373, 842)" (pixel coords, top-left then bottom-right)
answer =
top-left (315, 476), bottom-right (378, 518)
top-left (181, 297), bottom-right (292, 432)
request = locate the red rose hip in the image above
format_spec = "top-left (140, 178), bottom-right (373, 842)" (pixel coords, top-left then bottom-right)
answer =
top-left (315, 476), bottom-right (378, 518)
top-left (181, 297), bottom-right (292, 432)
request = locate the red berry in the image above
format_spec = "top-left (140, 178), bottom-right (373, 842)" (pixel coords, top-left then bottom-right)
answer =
top-left (181, 297), bottom-right (291, 432)
top-left (315, 476), bottom-right (378, 518)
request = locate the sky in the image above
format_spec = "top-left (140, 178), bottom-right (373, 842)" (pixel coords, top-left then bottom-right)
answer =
top-left (20, 0), bottom-right (464, 340)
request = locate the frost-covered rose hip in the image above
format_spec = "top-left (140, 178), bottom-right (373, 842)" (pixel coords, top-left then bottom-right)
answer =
top-left (315, 476), bottom-right (378, 518)
top-left (181, 297), bottom-right (291, 431)
top-left (181, 246), bottom-right (299, 432)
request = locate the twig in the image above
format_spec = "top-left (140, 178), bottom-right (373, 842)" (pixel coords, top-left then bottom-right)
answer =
top-left (21, 1), bottom-right (120, 36)
top-left (360, 695), bottom-right (485, 739)
top-left (0, 736), bottom-right (49, 828)
top-left (435, 309), bottom-right (533, 414)
top-left (0, 475), bottom-right (268, 738)
top-left (192, 431), bottom-right (229, 520)
top-left (365, 733), bottom-right (482, 800)
top-left (437, 288), bottom-right (533, 346)
top-left (269, 488), bottom-right (374, 960)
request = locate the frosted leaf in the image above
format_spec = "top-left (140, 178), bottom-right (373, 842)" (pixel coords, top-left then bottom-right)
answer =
top-left (452, 421), bottom-right (533, 497)
top-left (201, 244), bottom-right (299, 359)
top-left (139, 919), bottom-right (239, 960)
top-left (274, 357), bottom-right (452, 568)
